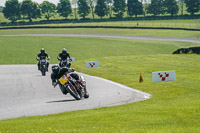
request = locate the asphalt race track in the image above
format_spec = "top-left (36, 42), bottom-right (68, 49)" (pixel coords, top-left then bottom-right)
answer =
top-left (1, 34), bottom-right (200, 43)
top-left (0, 65), bottom-right (151, 120)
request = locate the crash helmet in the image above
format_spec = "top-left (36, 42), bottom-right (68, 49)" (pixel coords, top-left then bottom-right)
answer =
top-left (41, 48), bottom-right (45, 53)
top-left (62, 48), bottom-right (67, 54)
top-left (52, 64), bottom-right (60, 74)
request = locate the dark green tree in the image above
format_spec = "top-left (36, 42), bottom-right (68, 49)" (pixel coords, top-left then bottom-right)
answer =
top-left (127, 0), bottom-right (143, 17)
top-left (179, 0), bottom-right (184, 15)
top-left (20, 0), bottom-right (41, 22)
top-left (185, 0), bottom-right (200, 15)
top-left (40, 1), bottom-right (56, 20)
top-left (2, 0), bottom-right (20, 22)
top-left (95, 0), bottom-right (107, 19)
top-left (140, 0), bottom-right (149, 16)
top-left (0, 6), bottom-right (3, 12)
top-left (147, 0), bottom-right (165, 16)
top-left (57, 0), bottom-right (72, 19)
top-left (78, 0), bottom-right (90, 19)
top-left (72, 0), bottom-right (78, 19)
top-left (105, 0), bottom-right (113, 18)
top-left (113, 0), bottom-right (126, 18)
top-left (88, 0), bottom-right (97, 19)
top-left (164, 0), bottom-right (179, 16)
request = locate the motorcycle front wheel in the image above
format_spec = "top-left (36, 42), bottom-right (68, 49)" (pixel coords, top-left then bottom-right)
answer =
top-left (66, 82), bottom-right (81, 100)
top-left (41, 68), bottom-right (46, 76)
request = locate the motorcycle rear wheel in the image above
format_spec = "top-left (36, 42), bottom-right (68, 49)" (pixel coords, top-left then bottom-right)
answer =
top-left (42, 71), bottom-right (45, 76)
top-left (41, 69), bottom-right (46, 76)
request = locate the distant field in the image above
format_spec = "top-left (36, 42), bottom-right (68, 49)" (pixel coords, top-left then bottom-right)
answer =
top-left (4, 19), bottom-right (197, 30)
top-left (0, 36), bottom-right (199, 132)
top-left (35, 19), bottom-right (200, 29)
top-left (1, 19), bottom-right (200, 30)
top-left (0, 28), bottom-right (200, 38)
top-left (0, 13), bottom-right (8, 23)
top-left (1, 11), bottom-right (200, 30)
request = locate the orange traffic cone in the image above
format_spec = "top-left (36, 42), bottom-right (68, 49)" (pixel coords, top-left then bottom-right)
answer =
top-left (139, 72), bottom-right (143, 83)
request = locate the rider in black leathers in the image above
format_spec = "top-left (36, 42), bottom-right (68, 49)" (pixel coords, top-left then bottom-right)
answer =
top-left (57, 48), bottom-right (71, 67)
top-left (51, 65), bottom-right (89, 97)
top-left (36, 48), bottom-right (50, 71)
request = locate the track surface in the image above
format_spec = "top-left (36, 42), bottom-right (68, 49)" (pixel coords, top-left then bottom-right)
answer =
top-left (1, 34), bottom-right (200, 43)
top-left (0, 65), bottom-right (150, 120)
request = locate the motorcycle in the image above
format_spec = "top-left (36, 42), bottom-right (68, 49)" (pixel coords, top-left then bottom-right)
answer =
top-left (39, 59), bottom-right (48, 76)
top-left (60, 59), bottom-right (72, 68)
top-left (57, 73), bottom-right (89, 100)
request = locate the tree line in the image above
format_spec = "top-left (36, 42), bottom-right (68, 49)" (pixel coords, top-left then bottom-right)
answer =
top-left (2, 0), bottom-right (200, 23)
top-left (0, 6), bottom-right (3, 12)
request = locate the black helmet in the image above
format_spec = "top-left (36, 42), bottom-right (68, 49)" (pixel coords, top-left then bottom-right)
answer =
top-left (52, 65), bottom-right (60, 74)
top-left (62, 48), bottom-right (67, 54)
top-left (41, 48), bottom-right (45, 53)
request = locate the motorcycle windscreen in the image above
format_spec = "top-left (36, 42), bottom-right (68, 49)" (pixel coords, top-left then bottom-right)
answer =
top-left (41, 59), bottom-right (46, 63)
top-left (59, 75), bottom-right (68, 85)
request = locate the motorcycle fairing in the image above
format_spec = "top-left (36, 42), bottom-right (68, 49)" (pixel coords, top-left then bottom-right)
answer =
top-left (59, 75), bottom-right (68, 85)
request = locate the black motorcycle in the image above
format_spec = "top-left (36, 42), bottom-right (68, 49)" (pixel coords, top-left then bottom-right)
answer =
top-left (39, 59), bottom-right (48, 76)
top-left (56, 73), bottom-right (89, 100)
top-left (60, 59), bottom-right (72, 68)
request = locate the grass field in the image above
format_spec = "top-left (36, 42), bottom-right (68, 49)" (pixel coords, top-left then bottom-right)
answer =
top-left (0, 28), bottom-right (200, 38)
top-left (0, 13), bottom-right (8, 23)
top-left (0, 33), bottom-right (200, 132)
top-left (30, 19), bottom-right (200, 30)
top-left (1, 12), bottom-right (200, 30)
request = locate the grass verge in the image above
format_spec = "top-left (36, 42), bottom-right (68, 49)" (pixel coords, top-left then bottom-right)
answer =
top-left (0, 36), bottom-right (200, 132)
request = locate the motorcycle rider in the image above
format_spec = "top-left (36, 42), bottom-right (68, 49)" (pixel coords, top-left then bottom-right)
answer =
top-left (51, 65), bottom-right (89, 97)
top-left (57, 48), bottom-right (72, 67)
top-left (36, 48), bottom-right (50, 71)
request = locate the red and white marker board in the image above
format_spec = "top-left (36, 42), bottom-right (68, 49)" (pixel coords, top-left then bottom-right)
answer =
top-left (152, 71), bottom-right (176, 82)
top-left (86, 61), bottom-right (99, 68)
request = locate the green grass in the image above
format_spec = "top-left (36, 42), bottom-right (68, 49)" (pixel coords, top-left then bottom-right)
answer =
top-left (0, 36), bottom-right (199, 65)
top-left (30, 19), bottom-right (200, 29)
top-left (0, 12), bottom-right (8, 23)
top-left (1, 18), bottom-right (200, 30)
top-left (0, 35), bottom-right (200, 132)
top-left (1, 12), bottom-right (200, 29)
top-left (0, 28), bottom-right (200, 38)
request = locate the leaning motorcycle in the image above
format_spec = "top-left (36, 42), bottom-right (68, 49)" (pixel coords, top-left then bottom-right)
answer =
top-left (39, 59), bottom-right (48, 76)
top-left (57, 73), bottom-right (89, 100)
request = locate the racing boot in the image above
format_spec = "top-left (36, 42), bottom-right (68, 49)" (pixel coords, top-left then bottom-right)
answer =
top-left (46, 62), bottom-right (49, 72)
top-left (38, 64), bottom-right (40, 70)
top-left (83, 87), bottom-right (89, 98)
